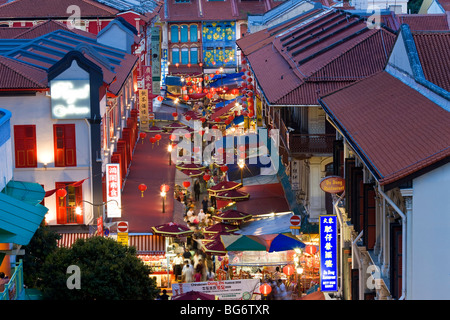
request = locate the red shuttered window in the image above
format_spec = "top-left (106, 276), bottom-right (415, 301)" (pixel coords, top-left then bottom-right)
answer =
top-left (55, 182), bottom-right (83, 225)
top-left (54, 124), bottom-right (77, 167)
top-left (14, 125), bottom-right (37, 168)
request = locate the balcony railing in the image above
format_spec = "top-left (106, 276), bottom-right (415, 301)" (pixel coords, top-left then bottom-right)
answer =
top-left (288, 133), bottom-right (335, 155)
top-left (1, 259), bottom-right (24, 300)
top-left (269, 107), bottom-right (334, 156)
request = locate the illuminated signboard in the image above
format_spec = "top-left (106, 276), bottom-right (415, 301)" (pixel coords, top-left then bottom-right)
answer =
top-left (51, 80), bottom-right (91, 119)
top-left (106, 163), bottom-right (121, 218)
top-left (320, 215), bottom-right (338, 292)
top-left (320, 176), bottom-right (345, 194)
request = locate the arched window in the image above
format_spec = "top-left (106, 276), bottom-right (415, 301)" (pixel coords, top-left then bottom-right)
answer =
top-left (180, 25), bottom-right (188, 42)
top-left (181, 47), bottom-right (189, 65)
top-left (170, 25), bottom-right (179, 43)
top-left (171, 47), bottom-right (180, 64)
top-left (190, 47), bottom-right (198, 64)
top-left (190, 24), bottom-right (198, 42)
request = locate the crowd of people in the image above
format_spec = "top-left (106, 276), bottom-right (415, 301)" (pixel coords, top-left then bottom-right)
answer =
top-left (172, 248), bottom-right (215, 283)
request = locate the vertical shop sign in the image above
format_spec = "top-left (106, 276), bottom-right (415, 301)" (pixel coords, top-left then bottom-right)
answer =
top-left (142, 65), bottom-right (153, 113)
top-left (320, 215), bottom-right (338, 292)
top-left (161, 49), bottom-right (168, 87)
top-left (139, 89), bottom-right (149, 130)
top-left (151, 27), bottom-right (161, 95)
top-left (106, 163), bottom-right (122, 218)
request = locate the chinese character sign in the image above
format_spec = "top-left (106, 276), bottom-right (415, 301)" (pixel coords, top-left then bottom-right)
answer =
top-left (320, 215), bottom-right (338, 292)
top-left (106, 163), bottom-right (121, 218)
top-left (139, 89), bottom-right (149, 130)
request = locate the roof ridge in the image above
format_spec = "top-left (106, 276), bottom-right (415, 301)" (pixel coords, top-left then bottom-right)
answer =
top-left (13, 20), bottom-right (69, 39)
top-left (305, 28), bottom-right (394, 80)
top-left (0, 56), bottom-right (47, 88)
top-left (80, 0), bottom-right (119, 14)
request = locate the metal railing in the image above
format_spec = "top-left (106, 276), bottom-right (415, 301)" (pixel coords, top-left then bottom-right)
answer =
top-left (1, 259), bottom-right (24, 300)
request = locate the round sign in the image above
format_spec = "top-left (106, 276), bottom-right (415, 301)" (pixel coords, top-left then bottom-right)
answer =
top-left (117, 221), bottom-right (128, 233)
top-left (320, 175), bottom-right (345, 194)
top-left (290, 215), bottom-right (301, 226)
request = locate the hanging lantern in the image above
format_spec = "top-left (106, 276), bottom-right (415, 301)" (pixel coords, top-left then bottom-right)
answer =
top-left (138, 183), bottom-right (147, 197)
top-left (225, 119), bottom-right (230, 125)
top-left (169, 134), bottom-right (177, 141)
top-left (160, 184), bottom-right (170, 193)
top-left (155, 134), bottom-right (162, 145)
top-left (200, 117), bottom-right (206, 123)
top-left (193, 146), bottom-right (201, 153)
top-left (188, 88), bottom-right (194, 94)
top-left (260, 283), bottom-right (272, 296)
top-left (283, 265), bottom-right (295, 276)
top-left (175, 63), bottom-right (179, 67)
top-left (242, 59), bottom-right (247, 65)
top-left (247, 77), bottom-right (253, 83)
top-left (215, 117), bottom-right (221, 123)
top-left (149, 136), bottom-right (157, 148)
top-left (212, 125), bottom-right (218, 129)
top-left (203, 174), bottom-right (211, 182)
top-left (241, 75), bottom-right (247, 80)
top-left (157, 96), bottom-right (164, 102)
top-left (220, 165), bottom-right (228, 173)
top-left (184, 133), bottom-right (191, 139)
top-left (305, 245), bottom-right (317, 255)
top-left (183, 181), bottom-right (191, 188)
top-left (172, 112), bottom-right (178, 118)
top-left (215, 70), bottom-right (220, 75)
top-left (183, 95), bottom-right (189, 101)
top-left (139, 132), bottom-right (147, 144)
top-left (185, 115), bottom-right (192, 121)
top-left (199, 62), bottom-right (203, 67)
top-left (56, 188), bottom-right (67, 199)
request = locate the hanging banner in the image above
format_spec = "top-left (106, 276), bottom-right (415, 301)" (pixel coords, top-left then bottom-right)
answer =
top-left (106, 163), bottom-right (121, 218)
top-left (142, 65), bottom-right (153, 113)
top-left (151, 27), bottom-right (161, 95)
top-left (319, 215), bottom-right (338, 292)
top-left (172, 279), bottom-right (261, 300)
top-left (139, 89), bottom-right (149, 131)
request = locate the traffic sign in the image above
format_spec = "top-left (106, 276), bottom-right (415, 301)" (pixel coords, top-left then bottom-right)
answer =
top-left (290, 215), bottom-right (301, 226)
top-left (117, 232), bottom-right (129, 246)
top-left (117, 221), bottom-right (128, 233)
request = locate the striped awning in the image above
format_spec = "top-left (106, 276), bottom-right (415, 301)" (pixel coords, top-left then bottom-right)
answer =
top-left (129, 235), bottom-right (166, 253)
top-left (57, 233), bottom-right (166, 253)
top-left (57, 233), bottom-right (91, 248)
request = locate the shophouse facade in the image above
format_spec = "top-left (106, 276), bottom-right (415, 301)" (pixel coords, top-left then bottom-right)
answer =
top-left (0, 23), bottom-right (138, 235)
top-left (319, 25), bottom-right (450, 300)
top-left (237, 7), bottom-right (397, 227)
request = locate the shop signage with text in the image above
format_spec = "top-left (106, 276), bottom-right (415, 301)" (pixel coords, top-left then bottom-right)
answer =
top-left (106, 163), bottom-right (121, 218)
top-left (319, 215), bottom-right (338, 292)
top-left (320, 176), bottom-right (345, 194)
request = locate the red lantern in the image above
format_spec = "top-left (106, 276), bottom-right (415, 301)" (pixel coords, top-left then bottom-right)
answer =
top-left (200, 117), bottom-right (206, 123)
top-left (260, 283), bottom-right (272, 296)
top-left (283, 265), bottom-right (295, 276)
top-left (172, 112), bottom-right (178, 118)
top-left (215, 70), bottom-right (220, 75)
top-left (155, 134), bottom-right (161, 141)
top-left (183, 95), bottom-right (189, 101)
top-left (305, 245), bottom-right (317, 255)
top-left (157, 96), bottom-right (164, 102)
top-left (150, 136), bottom-right (157, 148)
top-left (138, 183), bottom-right (147, 197)
top-left (56, 188), bottom-right (67, 199)
top-left (169, 134), bottom-right (177, 141)
top-left (220, 165), bottom-right (228, 172)
top-left (184, 133), bottom-right (191, 139)
top-left (183, 181), bottom-right (190, 188)
top-left (185, 115), bottom-right (192, 121)
top-left (212, 125), bottom-right (218, 129)
top-left (199, 62), bottom-right (203, 67)
top-left (215, 117), bottom-right (221, 123)
top-left (203, 174), bottom-right (211, 181)
top-left (160, 184), bottom-right (170, 193)
top-left (225, 119), bottom-right (230, 125)
top-left (139, 132), bottom-right (147, 144)
top-left (242, 59), bottom-right (247, 64)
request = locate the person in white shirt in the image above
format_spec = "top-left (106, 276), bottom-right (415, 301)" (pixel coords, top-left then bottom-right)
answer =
top-left (172, 253), bottom-right (184, 282)
top-left (198, 209), bottom-right (206, 224)
top-left (182, 260), bottom-right (194, 283)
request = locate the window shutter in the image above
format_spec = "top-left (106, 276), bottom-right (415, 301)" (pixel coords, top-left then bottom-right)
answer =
top-left (64, 124), bottom-right (77, 166)
top-left (75, 185), bottom-right (83, 224)
top-left (14, 125), bottom-right (37, 168)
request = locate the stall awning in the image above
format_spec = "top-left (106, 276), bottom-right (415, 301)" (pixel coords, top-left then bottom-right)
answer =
top-left (0, 181), bottom-right (48, 245)
top-left (237, 213), bottom-right (294, 236)
top-left (57, 233), bottom-right (91, 248)
top-left (129, 234), bottom-right (165, 253)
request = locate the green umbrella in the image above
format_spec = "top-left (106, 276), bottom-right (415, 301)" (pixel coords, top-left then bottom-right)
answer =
top-left (220, 234), bottom-right (268, 251)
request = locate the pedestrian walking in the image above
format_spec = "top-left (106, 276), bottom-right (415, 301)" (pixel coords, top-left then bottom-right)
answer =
top-left (198, 209), bottom-right (206, 224)
top-left (182, 260), bottom-right (194, 283)
top-left (172, 253), bottom-right (184, 282)
top-left (194, 179), bottom-right (201, 201)
top-left (202, 196), bottom-right (209, 213)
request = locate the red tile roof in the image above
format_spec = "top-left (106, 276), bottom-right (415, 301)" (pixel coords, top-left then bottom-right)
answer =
top-left (163, 0), bottom-right (282, 22)
top-left (398, 14), bottom-right (449, 31)
top-left (0, 27), bottom-right (29, 39)
top-left (242, 9), bottom-right (396, 105)
top-left (0, 0), bottom-right (119, 19)
top-left (13, 20), bottom-right (96, 39)
top-left (320, 71), bottom-right (450, 186)
top-left (413, 31), bottom-right (450, 92)
top-left (0, 55), bottom-right (48, 90)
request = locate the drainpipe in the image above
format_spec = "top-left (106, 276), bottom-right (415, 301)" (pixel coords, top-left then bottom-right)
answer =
top-left (351, 230), bottom-right (364, 300)
top-left (333, 192), bottom-right (345, 299)
top-left (377, 184), bottom-right (406, 300)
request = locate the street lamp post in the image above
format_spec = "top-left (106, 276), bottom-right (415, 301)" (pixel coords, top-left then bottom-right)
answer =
top-left (168, 144), bottom-right (173, 165)
top-left (75, 199), bottom-right (121, 227)
top-left (238, 159), bottom-right (245, 186)
top-left (160, 191), bottom-right (166, 213)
